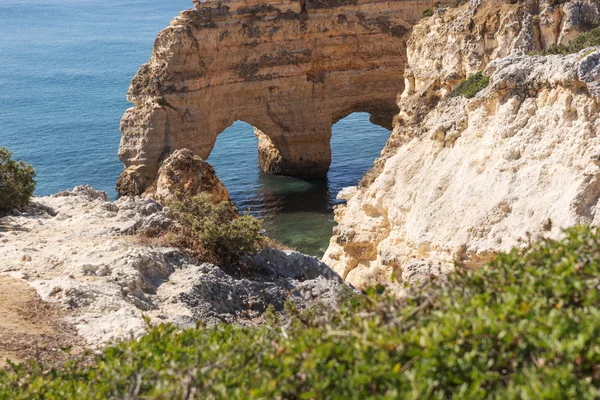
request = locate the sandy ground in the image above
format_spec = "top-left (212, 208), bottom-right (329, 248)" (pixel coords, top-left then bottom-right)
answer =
top-left (0, 275), bottom-right (82, 368)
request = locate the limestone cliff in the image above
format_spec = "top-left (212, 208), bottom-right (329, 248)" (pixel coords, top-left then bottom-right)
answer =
top-left (117, 0), bottom-right (441, 195)
top-left (324, 0), bottom-right (600, 289)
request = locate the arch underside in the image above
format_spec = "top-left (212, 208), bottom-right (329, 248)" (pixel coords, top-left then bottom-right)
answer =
top-left (117, 0), bottom-right (438, 195)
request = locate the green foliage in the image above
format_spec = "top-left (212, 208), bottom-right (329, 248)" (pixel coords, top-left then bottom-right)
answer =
top-left (168, 193), bottom-right (263, 265)
top-left (264, 304), bottom-right (279, 325)
top-left (421, 7), bottom-right (433, 18)
top-left (3, 225), bottom-right (600, 398)
top-left (449, 71), bottom-right (490, 99)
top-left (544, 27), bottom-right (600, 55)
top-left (547, 0), bottom-right (567, 7)
top-left (0, 147), bottom-right (36, 216)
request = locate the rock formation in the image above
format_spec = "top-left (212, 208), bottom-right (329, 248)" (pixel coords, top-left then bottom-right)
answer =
top-left (140, 148), bottom-right (230, 204)
top-left (0, 186), bottom-right (346, 347)
top-left (117, 0), bottom-right (441, 195)
top-left (324, 0), bottom-right (600, 289)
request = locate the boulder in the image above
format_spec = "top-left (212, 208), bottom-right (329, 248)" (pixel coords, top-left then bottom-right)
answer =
top-left (143, 149), bottom-right (230, 204)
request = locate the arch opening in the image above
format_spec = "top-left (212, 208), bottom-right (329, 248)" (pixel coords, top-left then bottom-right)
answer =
top-left (206, 113), bottom-right (391, 257)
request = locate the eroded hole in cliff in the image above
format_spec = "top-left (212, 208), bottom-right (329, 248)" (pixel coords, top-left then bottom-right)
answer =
top-left (207, 113), bottom-right (390, 257)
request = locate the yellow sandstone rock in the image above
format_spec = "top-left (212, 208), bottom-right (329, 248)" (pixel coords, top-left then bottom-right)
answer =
top-left (117, 0), bottom-right (441, 195)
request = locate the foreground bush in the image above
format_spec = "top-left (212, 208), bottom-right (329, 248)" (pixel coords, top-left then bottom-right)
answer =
top-left (544, 27), bottom-right (600, 55)
top-left (166, 193), bottom-right (263, 265)
top-left (2, 226), bottom-right (600, 398)
top-left (0, 147), bottom-right (36, 216)
top-left (449, 71), bottom-right (490, 99)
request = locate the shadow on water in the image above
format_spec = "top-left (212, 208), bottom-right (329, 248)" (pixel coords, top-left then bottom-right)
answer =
top-left (250, 174), bottom-right (331, 216)
top-left (244, 174), bottom-right (336, 256)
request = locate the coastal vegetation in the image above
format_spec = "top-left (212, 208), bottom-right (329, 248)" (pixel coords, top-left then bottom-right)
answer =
top-left (421, 7), bottom-right (433, 18)
top-left (160, 193), bottom-right (263, 267)
top-left (0, 147), bottom-right (36, 216)
top-left (544, 26), bottom-right (600, 55)
top-left (449, 71), bottom-right (490, 99)
top-left (2, 225), bottom-right (599, 398)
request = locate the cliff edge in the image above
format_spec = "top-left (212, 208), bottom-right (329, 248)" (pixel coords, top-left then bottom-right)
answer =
top-left (324, 0), bottom-right (600, 288)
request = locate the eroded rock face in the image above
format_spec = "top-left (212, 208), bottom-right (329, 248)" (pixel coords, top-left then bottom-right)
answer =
top-left (142, 149), bottom-right (230, 204)
top-left (0, 187), bottom-right (346, 347)
top-left (324, 0), bottom-right (600, 289)
top-left (383, 0), bottom-right (600, 163)
top-left (117, 0), bottom-right (441, 195)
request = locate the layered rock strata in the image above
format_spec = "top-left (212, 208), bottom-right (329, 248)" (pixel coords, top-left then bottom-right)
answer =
top-left (117, 0), bottom-right (441, 195)
top-left (324, 0), bottom-right (600, 289)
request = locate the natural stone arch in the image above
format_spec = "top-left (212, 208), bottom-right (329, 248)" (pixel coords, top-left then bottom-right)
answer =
top-left (116, 0), bottom-right (441, 195)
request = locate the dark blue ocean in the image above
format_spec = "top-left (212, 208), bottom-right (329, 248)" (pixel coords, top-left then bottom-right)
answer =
top-left (0, 0), bottom-right (390, 256)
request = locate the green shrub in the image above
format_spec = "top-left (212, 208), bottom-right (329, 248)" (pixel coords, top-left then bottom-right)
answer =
top-left (0, 147), bottom-right (36, 216)
top-left (449, 71), bottom-right (490, 99)
top-left (547, 0), bottom-right (567, 7)
top-left (544, 26), bottom-right (600, 55)
top-left (421, 7), bottom-right (433, 18)
top-left (167, 193), bottom-right (262, 265)
top-left (3, 225), bottom-right (600, 398)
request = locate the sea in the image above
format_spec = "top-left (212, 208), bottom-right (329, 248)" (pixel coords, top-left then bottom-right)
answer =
top-left (0, 0), bottom-right (391, 256)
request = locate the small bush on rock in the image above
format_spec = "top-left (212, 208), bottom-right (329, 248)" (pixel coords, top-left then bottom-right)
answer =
top-left (3, 225), bottom-right (600, 398)
top-left (451, 0), bottom-right (467, 7)
top-left (544, 26), bottom-right (600, 55)
top-left (0, 147), bottom-right (36, 216)
top-left (547, 0), bottom-right (568, 7)
top-left (449, 71), bottom-right (490, 99)
top-left (421, 7), bottom-right (433, 17)
top-left (167, 193), bottom-right (262, 265)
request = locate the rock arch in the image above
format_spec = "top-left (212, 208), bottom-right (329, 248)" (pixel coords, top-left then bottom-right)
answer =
top-left (117, 0), bottom-right (439, 195)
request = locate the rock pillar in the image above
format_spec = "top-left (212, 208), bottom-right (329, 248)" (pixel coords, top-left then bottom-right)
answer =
top-left (255, 127), bottom-right (332, 178)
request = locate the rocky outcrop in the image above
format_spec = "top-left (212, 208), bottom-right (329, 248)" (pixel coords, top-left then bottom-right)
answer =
top-left (384, 0), bottom-right (600, 162)
top-left (0, 187), bottom-right (345, 347)
top-left (324, 0), bottom-right (600, 289)
top-left (117, 0), bottom-right (442, 195)
top-left (140, 149), bottom-right (230, 204)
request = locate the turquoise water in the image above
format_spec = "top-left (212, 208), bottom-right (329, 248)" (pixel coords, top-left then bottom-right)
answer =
top-left (208, 117), bottom-right (390, 255)
top-left (0, 0), bottom-right (390, 256)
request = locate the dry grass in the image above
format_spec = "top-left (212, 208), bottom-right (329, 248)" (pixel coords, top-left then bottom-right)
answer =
top-left (260, 237), bottom-right (298, 252)
top-left (0, 276), bottom-right (84, 368)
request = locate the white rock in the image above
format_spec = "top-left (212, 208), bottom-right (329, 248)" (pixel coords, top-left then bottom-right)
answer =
top-left (0, 186), bottom-right (345, 348)
top-left (324, 0), bottom-right (600, 289)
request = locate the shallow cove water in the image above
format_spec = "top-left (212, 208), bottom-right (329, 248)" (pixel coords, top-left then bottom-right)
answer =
top-left (0, 0), bottom-right (390, 256)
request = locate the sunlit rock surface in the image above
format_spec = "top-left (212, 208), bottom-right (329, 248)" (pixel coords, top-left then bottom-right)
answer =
top-left (0, 187), bottom-right (345, 347)
top-left (117, 0), bottom-right (441, 195)
top-left (324, 0), bottom-right (600, 289)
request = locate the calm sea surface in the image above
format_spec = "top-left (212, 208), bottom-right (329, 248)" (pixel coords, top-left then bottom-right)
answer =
top-left (0, 0), bottom-right (390, 256)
